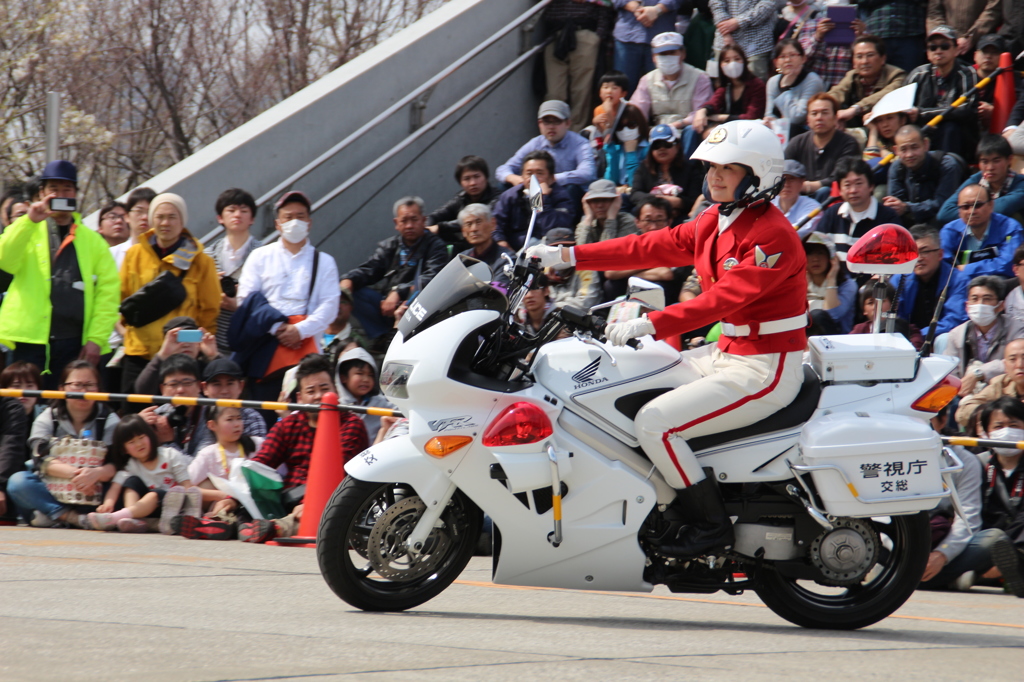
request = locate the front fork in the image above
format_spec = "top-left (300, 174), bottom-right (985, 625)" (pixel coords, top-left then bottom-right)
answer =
top-left (404, 481), bottom-right (457, 558)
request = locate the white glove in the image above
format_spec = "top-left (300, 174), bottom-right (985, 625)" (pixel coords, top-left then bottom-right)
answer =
top-left (525, 244), bottom-right (574, 269)
top-left (606, 314), bottom-right (655, 346)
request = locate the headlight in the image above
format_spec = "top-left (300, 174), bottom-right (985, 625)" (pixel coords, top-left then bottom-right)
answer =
top-left (380, 362), bottom-right (414, 399)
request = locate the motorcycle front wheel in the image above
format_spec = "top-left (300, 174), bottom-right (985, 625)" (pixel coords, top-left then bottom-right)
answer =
top-left (317, 476), bottom-right (482, 612)
top-left (754, 511), bottom-right (930, 630)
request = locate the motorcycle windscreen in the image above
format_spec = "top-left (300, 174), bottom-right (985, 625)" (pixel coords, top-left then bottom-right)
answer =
top-left (397, 254), bottom-right (508, 341)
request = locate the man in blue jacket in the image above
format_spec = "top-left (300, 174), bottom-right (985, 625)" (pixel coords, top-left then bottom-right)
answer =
top-left (891, 225), bottom-right (968, 336)
top-left (940, 184), bottom-right (1024, 278)
top-left (936, 135), bottom-right (1024, 224)
top-left (493, 151), bottom-right (577, 251)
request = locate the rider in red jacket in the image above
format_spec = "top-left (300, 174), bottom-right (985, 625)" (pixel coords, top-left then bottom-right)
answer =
top-left (529, 120), bottom-right (808, 558)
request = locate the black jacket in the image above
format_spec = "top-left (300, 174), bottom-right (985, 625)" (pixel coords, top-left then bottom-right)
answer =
top-left (905, 62), bottom-right (978, 124)
top-left (426, 185), bottom-right (501, 248)
top-left (0, 396), bottom-right (28, 513)
top-left (341, 231), bottom-right (449, 300)
top-left (887, 151), bottom-right (966, 225)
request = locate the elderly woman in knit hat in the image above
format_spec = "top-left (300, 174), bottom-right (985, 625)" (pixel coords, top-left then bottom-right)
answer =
top-left (118, 193), bottom-right (221, 394)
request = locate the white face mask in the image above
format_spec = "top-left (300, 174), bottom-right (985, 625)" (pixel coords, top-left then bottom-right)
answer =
top-left (654, 55), bottom-right (681, 76)
top-left (988, 427), bottom-right (1024, 456)
top-left (721, 60), bottom-right (745, 79)
top-left (279, 218), bottom-right (310, 244)
top-left (616, 126), bottom-right (640, 142)
top-left (967, 303), bottom-right (998, 327)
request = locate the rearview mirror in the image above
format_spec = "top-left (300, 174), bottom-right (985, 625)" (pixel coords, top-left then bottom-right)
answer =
top-left (528, 175), bottom-right (544, 213)
top-left (626, 278), bottom-right (665, 311)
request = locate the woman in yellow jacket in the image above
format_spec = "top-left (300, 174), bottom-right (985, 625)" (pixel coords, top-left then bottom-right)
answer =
top-left (119, 193), bottom-right (220, 393)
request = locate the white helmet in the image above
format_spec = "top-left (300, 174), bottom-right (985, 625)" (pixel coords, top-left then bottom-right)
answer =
top-left (691, 120), bottom-right (785, 208)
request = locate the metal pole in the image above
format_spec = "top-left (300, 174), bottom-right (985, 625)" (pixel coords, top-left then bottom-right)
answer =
top-left (45, 92), bottom-right (61, 162)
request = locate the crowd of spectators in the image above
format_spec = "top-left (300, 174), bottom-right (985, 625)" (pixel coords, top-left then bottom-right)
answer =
top-left (0, 0), bottom-right (1022, 593)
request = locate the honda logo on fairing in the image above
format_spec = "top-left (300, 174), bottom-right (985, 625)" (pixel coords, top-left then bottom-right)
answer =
top-left (572, 358), bottom-right (608, 390)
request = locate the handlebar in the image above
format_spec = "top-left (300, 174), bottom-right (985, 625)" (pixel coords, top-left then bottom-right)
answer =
top-left (559, 306), bottom-right (641, 349)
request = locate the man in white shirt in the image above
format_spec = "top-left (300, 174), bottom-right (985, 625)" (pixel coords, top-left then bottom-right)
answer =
top-left (236, 190), bottom-right (340, 404)
top-left (109, 187), bottom-right (156, 269)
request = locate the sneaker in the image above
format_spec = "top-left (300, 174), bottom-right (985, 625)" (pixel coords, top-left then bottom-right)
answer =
top-left (177, 515), bottom-right (236, 541)
top-left (117, 518), bottom-right (148, 533)
top-left (272, 514), bottom-right (299, 539)
top-left (238, 519), bottom-right (276, 543)
top-left (991, 536), bottom-right (1024, 598)
top-left (182, 487), bottom-right (203, 518)
top-left (159, 486), bottom-right (187, 535)
top-left (87, 512), bottom-right (118, 531)
top-left (30, 511), bottom-right (58, 528)
top-left (954, 571), bottom-right (975, 592)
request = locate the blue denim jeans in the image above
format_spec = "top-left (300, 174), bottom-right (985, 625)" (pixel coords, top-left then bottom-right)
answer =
top-left (922, 527), bottom-right (1007, 588)
top-left (614, 41), bottom-right (652, 95)
top-left (351, 287), bottom-right (393, 340)
top-left (7, 470), bottom-right (68, 520)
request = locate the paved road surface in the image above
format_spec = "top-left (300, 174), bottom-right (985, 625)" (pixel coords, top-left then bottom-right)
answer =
top-left (1, 526), bottom-right (1021, 681)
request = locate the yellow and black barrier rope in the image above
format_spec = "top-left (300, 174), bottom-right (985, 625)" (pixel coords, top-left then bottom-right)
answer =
top-left (942, 435), bottom-right (1024, 451)
top-left (0, 388), bottom-right (403, 418)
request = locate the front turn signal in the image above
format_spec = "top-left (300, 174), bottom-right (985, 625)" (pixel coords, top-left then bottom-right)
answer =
top-left (424, 435), bottom-right (473, 458)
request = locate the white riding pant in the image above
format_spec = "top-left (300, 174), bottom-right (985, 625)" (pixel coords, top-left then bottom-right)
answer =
top-left (635, 345), bottom-right (805, 489)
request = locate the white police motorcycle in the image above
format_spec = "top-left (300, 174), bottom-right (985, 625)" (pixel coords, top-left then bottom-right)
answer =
top-left (317, 225), bottom-right (963, 630)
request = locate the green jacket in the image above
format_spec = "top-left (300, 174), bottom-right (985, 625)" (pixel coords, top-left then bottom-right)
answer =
top-left (0, 212), bottom-right (120, 359)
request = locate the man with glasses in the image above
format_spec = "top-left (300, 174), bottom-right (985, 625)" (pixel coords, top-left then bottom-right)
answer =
top-left (940, 184), bottom-right (1024, 277)
top-left (937, 134), bottom-right (1024, 223)
top-left (885, 124), bottom-right (966, 226)
top-left (891, 224), bottom-right (969, 337)
top-left (140, 354), bottom-right (206, 457)
top-left (109, 187), bottom-right (156, 269)
top-left (603, 196), bottom-right (688, 302)
top-left (96, 202), bottom-right (129, 247)
top-left (905, 25), bottom-right (979, 161)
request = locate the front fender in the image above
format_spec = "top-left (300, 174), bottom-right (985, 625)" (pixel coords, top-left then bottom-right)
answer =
top-left (344, 436), bottom-right (454, 506)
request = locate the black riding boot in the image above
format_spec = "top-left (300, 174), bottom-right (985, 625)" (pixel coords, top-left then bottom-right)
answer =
top-left (652, 471), bottom-right (733, 559)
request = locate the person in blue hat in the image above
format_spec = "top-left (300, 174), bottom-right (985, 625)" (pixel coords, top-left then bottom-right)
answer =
top-left (0, 161), bottom-right (120, 387)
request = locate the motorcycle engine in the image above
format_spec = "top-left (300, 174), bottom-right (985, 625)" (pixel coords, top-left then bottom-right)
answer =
top-left (809, 518), bottom-right (879, 586)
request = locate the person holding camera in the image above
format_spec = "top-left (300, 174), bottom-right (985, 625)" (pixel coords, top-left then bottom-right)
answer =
top-left (119, 193), bottom-right (221, 396)
top-left (210, 189), bottom-right (260, 355)
top-left (140, 354), bottom-right (206, 458)
top-left (0, 161), bottom-right (119, 388)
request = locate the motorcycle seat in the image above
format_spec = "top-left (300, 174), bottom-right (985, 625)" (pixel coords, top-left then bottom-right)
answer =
top-left (613, 365), bottom-right (822, 452)
top-left (688, 364), bottom-right (822, 452)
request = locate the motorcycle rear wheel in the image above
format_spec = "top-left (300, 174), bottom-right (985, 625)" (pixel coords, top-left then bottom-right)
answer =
top-left (317, 476), bottom-right (482, 612)
top-left (754, 511), bottom-right (929, 630)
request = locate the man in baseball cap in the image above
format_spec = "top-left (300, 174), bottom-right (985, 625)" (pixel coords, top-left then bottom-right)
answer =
top-left (578, 179), bottom-right (637, 245)
top-left (630, 31), bottom-right (713, 134)
top-left (495, 99), bottom-right (596, 199)
top-left (905, 24), bottom-right (980, 161)
top-left (0, 160), bottom-right (119, 386)
top-left (772, 160), bottom-right (821, 237)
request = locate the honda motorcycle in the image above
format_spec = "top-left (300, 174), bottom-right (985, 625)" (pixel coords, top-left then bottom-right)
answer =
top-left (317, 234), bottom-right (963, 630)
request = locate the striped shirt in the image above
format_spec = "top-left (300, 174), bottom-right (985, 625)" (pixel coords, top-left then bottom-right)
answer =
top-left (709, 0), bottom-right (777, 58)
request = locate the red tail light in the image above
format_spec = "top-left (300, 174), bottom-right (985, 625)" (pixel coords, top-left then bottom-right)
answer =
top-left (482, 402), bottom-right (553, 447)
top-left (912, 375), bottom-right (961, 412)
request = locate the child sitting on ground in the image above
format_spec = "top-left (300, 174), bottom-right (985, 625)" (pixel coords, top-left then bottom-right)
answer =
top-left (336, 347), bottom-right (395, 442)
top-left (180, 406), bottom-right (264, 540)
top-left (88, 416), bottom-right (200, 534)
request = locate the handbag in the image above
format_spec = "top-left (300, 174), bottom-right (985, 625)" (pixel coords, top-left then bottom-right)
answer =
top-left (41, 411), bottom-right (109, 506)
top-left (120, 270), bottom-right (187, 328)
top-left (264, 250), bottom-right (321, 378)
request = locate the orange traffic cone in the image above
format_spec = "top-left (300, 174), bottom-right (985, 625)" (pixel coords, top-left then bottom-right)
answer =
top-left (990, 51), bottom-right (1016, 133)
top-left (269, 391), bottom-right (344, 547)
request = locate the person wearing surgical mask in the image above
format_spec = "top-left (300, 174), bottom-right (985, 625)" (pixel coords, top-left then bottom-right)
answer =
top-left (602, 103), bottom-right (650, 190)
top-left (919, 396), bottom-right (1024, 598)
top-left (631, 32), bottom-right (713, 134)
top-left (689, 44), bottom-right (766, 144)
top-left (235, 190), bottom-right (341, 408)
top-left (943, 277), bottom-right (1024, 391)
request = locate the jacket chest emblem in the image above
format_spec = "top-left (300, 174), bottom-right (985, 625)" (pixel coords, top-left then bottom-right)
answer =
top-left (754, 245), bottom-right (781, 269)
top-left (722, 257), bottom-right (739, 271)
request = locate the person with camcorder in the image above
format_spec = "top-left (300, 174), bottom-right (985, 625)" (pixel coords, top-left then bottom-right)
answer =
top-left (0, 160), bottom-right (119, 388)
